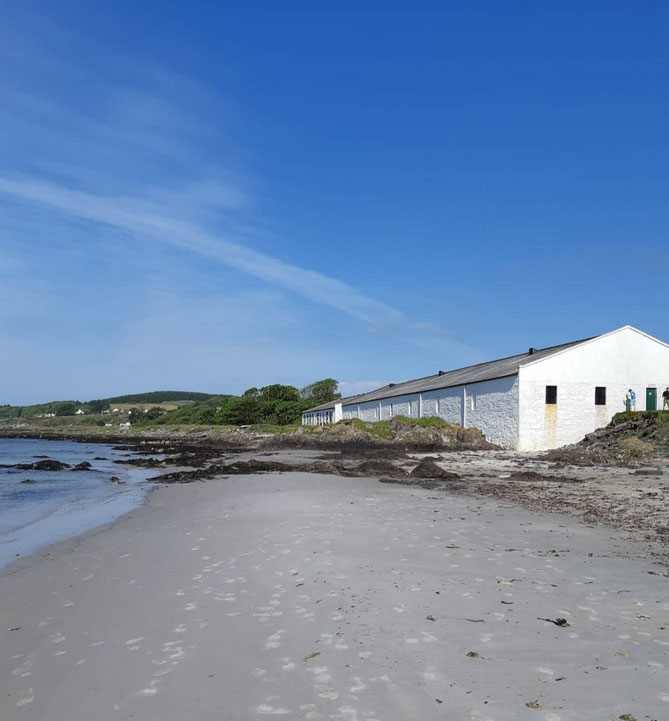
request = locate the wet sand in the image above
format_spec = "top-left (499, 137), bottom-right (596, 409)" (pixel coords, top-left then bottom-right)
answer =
top-left (1, 472), bottom-right (668, 720)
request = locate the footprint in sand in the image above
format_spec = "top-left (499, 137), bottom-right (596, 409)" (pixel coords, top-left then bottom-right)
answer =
top-left (16, 689), bottom-right (35, 707)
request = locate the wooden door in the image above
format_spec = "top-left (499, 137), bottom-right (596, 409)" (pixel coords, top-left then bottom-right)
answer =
top-left (646, 387), bottom-right (657, 411)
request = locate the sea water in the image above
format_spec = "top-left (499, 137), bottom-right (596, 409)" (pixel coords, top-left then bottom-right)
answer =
top-left (0, 438), bottom-right (156, 568)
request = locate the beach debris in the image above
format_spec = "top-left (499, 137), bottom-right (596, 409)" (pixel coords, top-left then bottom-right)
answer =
top-left (353, 459), bottom-right (406, 477)
top-left (508, 470), bottom-right (581, 483)
top-left (619, 714), bottom-right (637, 721)
top-left (435, 698), bottom-right (443, 703)
top-left (303, 652), bottom-right (320, 662)
top-left (466, 651), bottom-right (483, 659)
top-left (410, 458), bottom-right (461, 480)
top-left (525, 701), bottom-right (541, 709)
top-left (425, 615), bottom-right (436, 622)
top-left (538, 617), bottom-right (569, 627)
top-left (617, 651), bottom-right (630, 658)
top-left (8, 626), bottom-right (21, 631)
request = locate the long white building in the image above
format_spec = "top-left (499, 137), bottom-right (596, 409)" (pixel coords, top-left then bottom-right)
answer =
top-left (302, 326), bottom-right (669, 451)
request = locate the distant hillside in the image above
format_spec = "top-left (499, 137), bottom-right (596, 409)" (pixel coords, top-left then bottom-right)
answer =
top-left (0, 391), bottom-right (216, 420)
top-left (101, 391), bottom-right (214, 405)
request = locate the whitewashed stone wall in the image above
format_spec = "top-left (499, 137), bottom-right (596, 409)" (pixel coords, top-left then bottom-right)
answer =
top-left (359, 400), bottom-right (380, 422)
top-left (465, 376), bottom-right (519, 449)
top-left (302, 409), bottom-right (334, 425)
top-left (518, 327), bottom-right (669, 450)
top-left (340, 376), bottom-right (519, 448)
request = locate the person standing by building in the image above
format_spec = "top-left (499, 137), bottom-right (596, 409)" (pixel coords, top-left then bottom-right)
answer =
top-left (625, 390), bottom-right (632, 411)
top-left (663, 387), bottom-right (669, 410)
top-left (629, 388), bottom-right (637, 411)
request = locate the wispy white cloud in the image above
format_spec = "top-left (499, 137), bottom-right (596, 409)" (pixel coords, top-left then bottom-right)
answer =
top-left (0, 46), bottom-right (481, 404)
top-left (0, 175), bottom-right (405, 326)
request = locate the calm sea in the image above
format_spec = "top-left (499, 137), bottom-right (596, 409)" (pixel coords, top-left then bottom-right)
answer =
top-left (0, 438), bottom-right (156, 568)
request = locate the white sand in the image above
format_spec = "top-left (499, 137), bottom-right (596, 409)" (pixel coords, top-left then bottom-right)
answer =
top-left (1, 472), bottom-right (668, 720)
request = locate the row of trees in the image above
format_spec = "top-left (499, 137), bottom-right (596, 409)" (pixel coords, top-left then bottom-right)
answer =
top-left (152, 379), bottom-right (340, 427)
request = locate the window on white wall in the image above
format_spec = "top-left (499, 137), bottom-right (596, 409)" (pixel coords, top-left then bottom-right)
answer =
top-left (595, 387), bottom-right (606, 405)
top-left (545, 386), bottom-right (557, 404)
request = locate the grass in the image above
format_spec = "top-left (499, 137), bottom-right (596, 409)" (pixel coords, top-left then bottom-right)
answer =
top-left (612, 410), bottom-right (669, 424)
top-left (344, 418), bottom-right (394, 439)
top-left (621, 437), bottom-right (655, 457)
top-left (391, 414), bottom-right (460, 430)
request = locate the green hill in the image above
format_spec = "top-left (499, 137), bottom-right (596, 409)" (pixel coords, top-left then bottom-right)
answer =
top-left (100, 391), bottom-right (214, 405)
top-left (0, 391), bottom-right (216, 420)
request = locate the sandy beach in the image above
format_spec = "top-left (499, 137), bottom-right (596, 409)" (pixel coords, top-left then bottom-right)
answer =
top-left (2, 470), bottom-right (668, 720)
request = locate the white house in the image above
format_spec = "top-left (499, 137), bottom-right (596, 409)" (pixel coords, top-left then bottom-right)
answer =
top-left (301, 326), bottom-right (669, 451)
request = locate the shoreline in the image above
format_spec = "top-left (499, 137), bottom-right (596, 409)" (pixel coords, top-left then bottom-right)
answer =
top-left (0, 438), bottom-right (161, 569)
top-left (2, 470), bottom-right (668, 720)
top-left (4, 429), bottom-right (669, 564)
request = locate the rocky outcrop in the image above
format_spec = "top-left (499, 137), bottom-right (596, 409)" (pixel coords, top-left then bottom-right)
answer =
top-left (545, 412), bottom-right (669, 466)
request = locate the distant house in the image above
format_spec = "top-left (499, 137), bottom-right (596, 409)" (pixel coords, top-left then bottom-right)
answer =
top-left (112, 408), bottom-right (120, 413)
top-left (119, 421), bottom-right (131, 428)
top-left (75, 409), bottom-right (85, 415)
top-left (302, 326), bottom-right (669, 451)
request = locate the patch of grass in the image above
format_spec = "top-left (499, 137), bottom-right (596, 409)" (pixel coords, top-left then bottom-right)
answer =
top-left (613, 410), bottom-right (669, 424)
top-left (341, 418), bottom-right (394, 439)
top-left (391, 415), bottom-right (459, 430)
top-left (621, 437), bottom-right (655, 457)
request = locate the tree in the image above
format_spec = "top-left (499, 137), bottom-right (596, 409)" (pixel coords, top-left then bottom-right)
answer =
top-left (55, 402), bottom-right (78, 416)
top-left (272, 401), bottom-right (304, 426)
top-left (87, 399), bottom-right (111, 413)
top-left (218, 397), bottom-right (262, 425)
top-left (257, 384), bottom-right (300, 403)
top-left (300, 378), bottom-right (340, 405)
top-left (127, 407), bottom-right (145, 424)
top-left (144, 407), bottom-right (164, 421)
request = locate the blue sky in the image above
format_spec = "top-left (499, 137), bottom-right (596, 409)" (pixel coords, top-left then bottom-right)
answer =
top-left (1, 1), bottom-right (667, 404)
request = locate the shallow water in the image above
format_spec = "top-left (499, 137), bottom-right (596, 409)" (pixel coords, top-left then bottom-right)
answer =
top-left (0, 438), bottom-right (154, 567)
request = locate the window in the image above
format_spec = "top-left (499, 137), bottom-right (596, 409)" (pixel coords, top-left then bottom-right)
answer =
top-left (595, 387), bottom-right (606, 406)
top-left (545, 385), bottom-right (557, 404)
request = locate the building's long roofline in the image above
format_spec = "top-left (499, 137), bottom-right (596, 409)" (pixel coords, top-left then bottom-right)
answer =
top-left (303, 333), bottom-right (598, 413)
top-left (302, 395), bottom-right (354, 413)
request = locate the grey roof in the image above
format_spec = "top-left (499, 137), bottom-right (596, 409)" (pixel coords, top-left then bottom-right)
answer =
top-left (302, 400), bottom-right (339, 413)
top-left (302, 395), bottom-right (358, 414)
top-left (333, 335), bottom-right (596, 408)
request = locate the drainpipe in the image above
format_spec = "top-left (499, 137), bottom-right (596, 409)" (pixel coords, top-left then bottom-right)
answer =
top-left (462, 386), bottom-right (467, 428)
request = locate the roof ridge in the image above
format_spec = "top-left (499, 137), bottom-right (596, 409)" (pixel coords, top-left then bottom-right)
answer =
top-left (303, 334), bottom-right (600, 413)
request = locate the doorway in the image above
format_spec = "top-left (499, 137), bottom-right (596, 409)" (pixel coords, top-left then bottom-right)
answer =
top-left (646, 387), bottom-right (657, 411)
